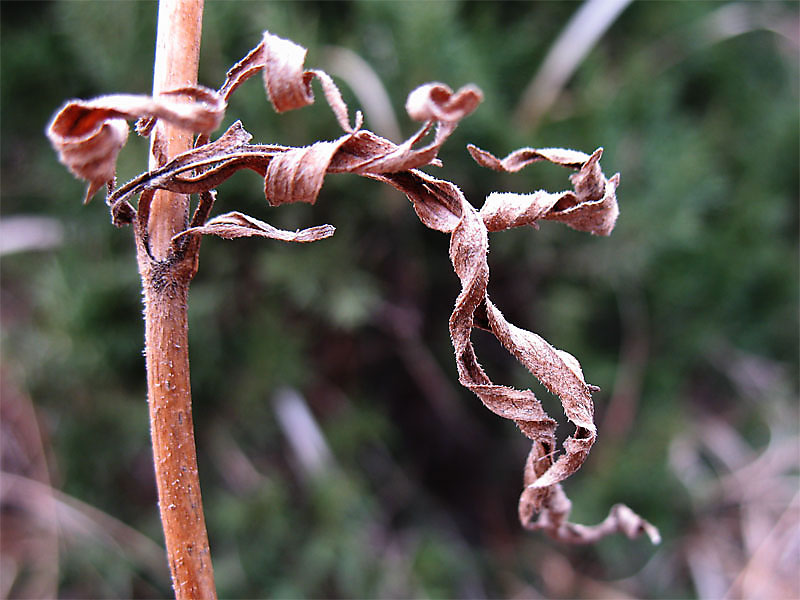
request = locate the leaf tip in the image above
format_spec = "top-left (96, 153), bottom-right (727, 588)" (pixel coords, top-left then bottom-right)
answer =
top-left (405, 82), bottom-right (483, 123)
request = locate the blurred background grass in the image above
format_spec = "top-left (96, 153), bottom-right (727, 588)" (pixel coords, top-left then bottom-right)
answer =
top-left (1, 1), bottom-right (798, 598)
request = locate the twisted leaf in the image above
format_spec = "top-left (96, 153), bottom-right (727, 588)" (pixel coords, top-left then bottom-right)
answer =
top-left (175, 211), bottom-right (335, 243)
top-left (216, 31), bottom-right (358, 133)
top-left (376, 159), bottom-right (654, 542)
top-left (46, 87), bottom-right (225, 203)
top-left (469, 145), bottom-right (620, 236)
top-left (46, 29), bottom-right (657, 544)
top-left (107, 85), bottom-right (483, 210)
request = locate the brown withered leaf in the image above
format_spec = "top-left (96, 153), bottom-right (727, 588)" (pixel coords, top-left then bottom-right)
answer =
top-left (91, 30), bottom-right (485, 215)
top-left (522, 480), bottom-right (662, 545)
top-left (406, 82), bottom-right (483, 123)
top-left (108, 85), bottom-right (483, 210)
top-left (175, 211), bottom-right (335, 244)
top-left (468, 144), bottom-right (591, 171)
top-left (372, 160), bottom-right (655, 543)
top-left (264, 136), bottom-right (353, 206)
top-left (376, 170), bottom-right (594, 490)
top-left (216, 31), bottom-right (360, 134)
top-left (46, 87), bottom-right (225, 203)
top-left (48, 30), bottom-right (657, 545)
top-left (469, 145), bottom-right (620, 236)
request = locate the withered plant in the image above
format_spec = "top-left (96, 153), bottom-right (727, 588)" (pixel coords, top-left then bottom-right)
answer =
top-left (46, 1), bottom-right (658, 597)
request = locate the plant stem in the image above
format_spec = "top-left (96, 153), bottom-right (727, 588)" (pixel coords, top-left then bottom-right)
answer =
top-left (141, 265), bottom-right (215, 599)
top-left (148, 0), bottom-right (204, 259)
top-left (138, 0), bottom-right (216, 598)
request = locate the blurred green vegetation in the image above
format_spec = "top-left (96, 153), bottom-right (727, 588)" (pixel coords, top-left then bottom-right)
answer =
top-left (1, 1), bottom-right (797, 598)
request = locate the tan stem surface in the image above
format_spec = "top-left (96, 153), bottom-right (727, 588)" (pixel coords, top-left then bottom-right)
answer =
top-left (148, 0), bottom-right (204, 260)
top-left (142, 271), bottom-right (215, 599)
top-left (141, 0), bottom-right (216, 598)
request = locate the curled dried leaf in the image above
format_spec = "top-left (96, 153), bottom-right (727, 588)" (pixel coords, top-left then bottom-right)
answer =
top-left (468, 144), bottom-right (590, 171)
top-left (264, 135), bottom-right (353, 207)
top-left (46, 29), bottom-right (656, 545)
top-left (480, 191), bottom-right (563, 232)
top-left (470, 145), bottom-right (620, 236)
top-left (405, 82), bottom-right (483, 123)
top-left (46, 87), bottom-right (225, 202)
top-left (175, 211), bottom-right (334, 244)
top-left (375, 163), bottom-right (656, 543)
top-left (105, 33), bottom-right (482, 219)
top-left (372, 170), bottom-right (464, 233)
top-left (261, 31), bottom-right (316, 113)
top-left (375, 169), bottom-right (595, 480)
top-left (108, 98), bottom-right (482, 212)
top-left (49, 115), bottom-right (128, 204)
top-left (550, 153), bottom-right (620, 236)
top-left (523, 482), bottom-right (661, 545)
top-left (452, 187), bottom-right (596, 490)
top-left (217, 31), bottom-right (360, 134)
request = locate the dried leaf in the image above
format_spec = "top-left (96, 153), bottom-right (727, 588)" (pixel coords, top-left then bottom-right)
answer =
top-left (105, 33), bottom-right (482, 215)
top-left (46, 87), bottom-right (225, 202)
top-left (405, 82), bottom-right (483, 123)
top-left (379, 170), bottom-right (596, 484)
top-left (216, 31), bottom-right (360, 134)
top-left (523, 482), bottom-right (662, 545)
top-left (176, 211), bottom-right (334, 243)
top-left (108, 91), bottom-right (482, 210)
top-left (468, 144), bottom-right (591, 171)
top-left (470, 145), bottom-right (620, 236)
top-left (264, 135), bottom-right (353, 207)
top-left (47, 29), bottom-right (657, 545)
top-left (375, 162), bottom-right (655, 542)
